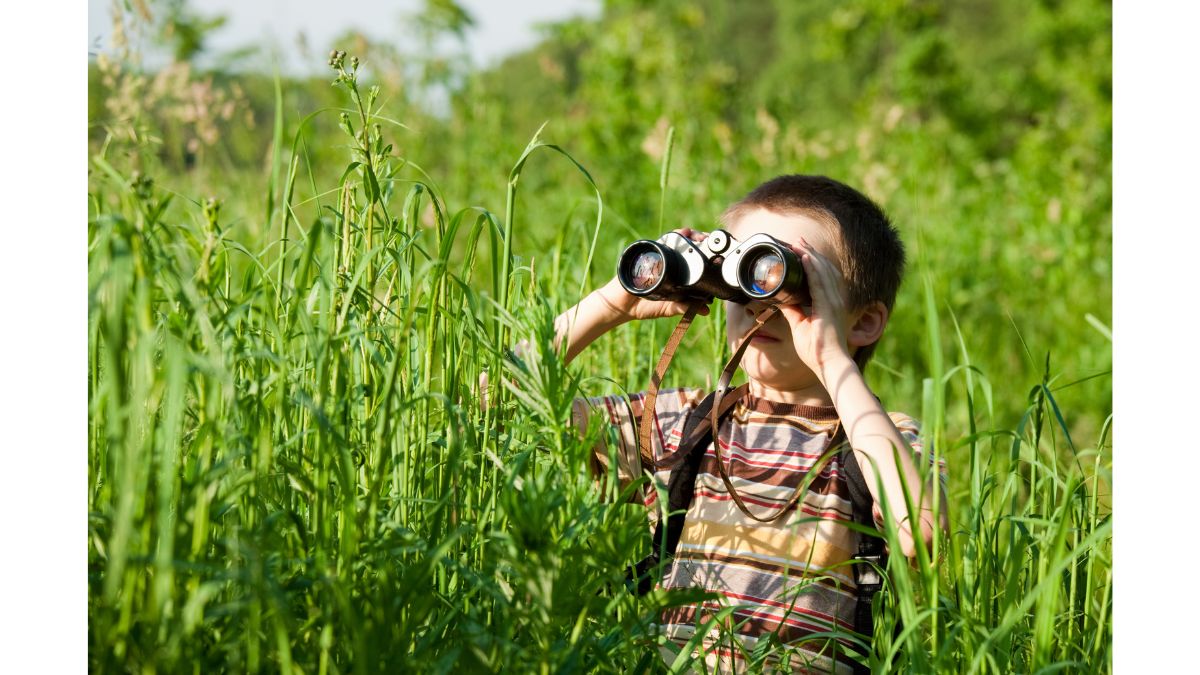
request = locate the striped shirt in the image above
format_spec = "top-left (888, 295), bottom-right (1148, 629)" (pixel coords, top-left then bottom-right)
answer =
top-left (585, 387), bottom-right (942, 674)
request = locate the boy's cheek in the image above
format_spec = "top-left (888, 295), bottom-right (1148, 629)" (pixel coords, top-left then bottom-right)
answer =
top-left (723, 301), bottom-right (747, 330)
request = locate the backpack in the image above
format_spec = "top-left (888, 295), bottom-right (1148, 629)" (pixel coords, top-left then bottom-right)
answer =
top-left (626, 387), bottom-right (887, 674)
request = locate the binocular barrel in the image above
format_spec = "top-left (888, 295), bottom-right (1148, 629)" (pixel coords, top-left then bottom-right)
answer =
top-left (617, 229), bottom-right (807, 305)
top-left (617, 233), bottom-right (743, 303)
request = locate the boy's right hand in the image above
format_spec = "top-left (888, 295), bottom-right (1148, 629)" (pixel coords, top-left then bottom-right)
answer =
top-left (596, 228), bottom-right (712, 322)
top-left (555, 229), bottom-right (711, 366)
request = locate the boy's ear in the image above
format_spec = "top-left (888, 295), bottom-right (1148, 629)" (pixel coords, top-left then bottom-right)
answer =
top-left (847, 301), bottom-right (889, 350)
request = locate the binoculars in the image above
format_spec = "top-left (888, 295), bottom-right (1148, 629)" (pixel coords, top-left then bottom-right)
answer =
top-left (617, 229), bottom-right (807, 306)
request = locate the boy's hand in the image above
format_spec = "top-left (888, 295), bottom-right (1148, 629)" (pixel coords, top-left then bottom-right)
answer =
top-left (555, 228), bottom-right (710, 366)
top-left (776, 237), bottom-right (854, 375)
top-left (597, 228), bottom-right (712, 322)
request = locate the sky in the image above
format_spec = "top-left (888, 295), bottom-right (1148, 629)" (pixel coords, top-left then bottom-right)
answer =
top-left (88, 0), bottom-right (601, 73)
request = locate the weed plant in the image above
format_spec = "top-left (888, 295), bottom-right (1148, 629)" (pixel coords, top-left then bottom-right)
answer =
top-left (88, 51), bottom-right (1111, 673)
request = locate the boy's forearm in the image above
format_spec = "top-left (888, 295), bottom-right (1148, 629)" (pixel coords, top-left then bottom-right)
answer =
top-left (554, 279), bottom-right (629, 364)
top-left (818, 354), bottom-right (947, 556)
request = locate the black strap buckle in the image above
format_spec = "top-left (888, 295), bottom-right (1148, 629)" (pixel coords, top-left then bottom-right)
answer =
top-left (853, 551), bottom-right (885, 594)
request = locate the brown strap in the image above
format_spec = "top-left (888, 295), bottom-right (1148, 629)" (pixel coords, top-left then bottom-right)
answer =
top-left (636, 303), bottom-right (844, 524)
top-left (708, 305), bottom-right (844, 523)
top-left (674, 382), bottom-right (748, 462)
top-left (636, 305), bottom-right (702, 470)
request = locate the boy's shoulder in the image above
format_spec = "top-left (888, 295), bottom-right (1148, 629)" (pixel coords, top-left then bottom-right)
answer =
top-left (887, 410), bottom-right (921, 433)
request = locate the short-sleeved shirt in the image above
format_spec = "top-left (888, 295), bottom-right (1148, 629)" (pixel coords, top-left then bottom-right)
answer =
top-left (584, 387), bottom-right (943, 674)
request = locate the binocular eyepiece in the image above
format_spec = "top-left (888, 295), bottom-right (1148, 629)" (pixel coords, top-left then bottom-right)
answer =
top-left (617, 229), bottom-right (807, 306)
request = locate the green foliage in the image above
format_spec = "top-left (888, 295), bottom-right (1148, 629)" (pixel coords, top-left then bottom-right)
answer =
top-left (88, 0), bottom-right (1111, 671)
top-left (442, 0), bottom-right (1112, 440)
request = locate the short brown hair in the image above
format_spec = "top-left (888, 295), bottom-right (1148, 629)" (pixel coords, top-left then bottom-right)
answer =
top-left (720, 175), bottom-right (906, 368)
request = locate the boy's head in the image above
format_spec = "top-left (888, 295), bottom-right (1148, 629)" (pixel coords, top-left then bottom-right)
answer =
top-left (719, 175), bottom-right (906, 384)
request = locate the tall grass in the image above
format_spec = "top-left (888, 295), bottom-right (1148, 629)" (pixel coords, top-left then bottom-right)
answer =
top-left (88, 57), bottom-right (1111, 673)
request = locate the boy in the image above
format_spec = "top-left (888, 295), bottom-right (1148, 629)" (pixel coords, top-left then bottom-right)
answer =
top-left (556, 175), bottom-right (947, 673)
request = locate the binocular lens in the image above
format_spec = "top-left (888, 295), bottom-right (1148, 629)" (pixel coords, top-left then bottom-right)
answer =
top-left (629, 250), bottom-right (666, 291)
top-left (747, 252), bottom-right (785, 295)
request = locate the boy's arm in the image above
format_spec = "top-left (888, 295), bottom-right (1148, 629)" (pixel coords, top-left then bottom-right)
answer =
top-left (554, 229), bottom-right (711, 364)
top-left (781, 237), bottom-right (948, 558)
top-left (553, 279), bottom-right (632, 365)
top-left (555, 231), bottom-right (711, 468)
top-left (557, 265), bottom-right (706, 493)
top-left (818, 357), bottom-right (947, 557)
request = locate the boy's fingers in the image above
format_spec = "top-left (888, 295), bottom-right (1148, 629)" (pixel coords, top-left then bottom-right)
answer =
top-left (813, 253), bottom-right (845, 298)
top-left (799, 253), bottom-right (842, 317)
top-left (798, 241), bottom-right (841, 284)
top-left (800, 252), bottom-right (823, 293)
top-left (796, 243), bottom-right (844, 303)
top-left (671, 301), bottom-right (699, 315)
top-left (779, 304), bottom-right (805, 324)
top-left (674, 227), bottom-right (707, 242)
top-left (797, 238), bottom-right (834, 269)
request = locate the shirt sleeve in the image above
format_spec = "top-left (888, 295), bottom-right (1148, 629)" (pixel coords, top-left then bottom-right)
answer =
top-left (579, 387), bottom-right (706, 488)
top-left (869, 413), bottom-right (948, 529)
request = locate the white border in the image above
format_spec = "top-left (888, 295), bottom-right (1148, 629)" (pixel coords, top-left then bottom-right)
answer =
top-left (0, 0), bottom-right (83, 671)
top-left (1114, 2), bottom-right (1200, 670)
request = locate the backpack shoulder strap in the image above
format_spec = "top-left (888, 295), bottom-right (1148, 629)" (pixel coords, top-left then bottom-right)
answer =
top-left (839, 439), bottom-right (876, 532)
top-left (628, 384), bottom-right (747, 595)
top-left (839, 438), bottom-right (887, 672)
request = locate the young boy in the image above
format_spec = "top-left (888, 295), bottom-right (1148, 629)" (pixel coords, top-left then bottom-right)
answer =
top-left (556, 175), bottom-right (947, 673)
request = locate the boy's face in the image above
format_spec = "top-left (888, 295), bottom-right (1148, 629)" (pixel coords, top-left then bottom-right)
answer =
top-left (724, 207), bottom-right (849, 392)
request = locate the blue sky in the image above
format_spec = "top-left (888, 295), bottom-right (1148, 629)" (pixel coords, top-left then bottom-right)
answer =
top-left (88, 0), bottom-right (600, 73)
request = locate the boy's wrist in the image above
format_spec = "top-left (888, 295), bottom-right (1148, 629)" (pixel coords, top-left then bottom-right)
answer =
top-left (594, 279), bottom-right (635, 327)
top-left (555, 283), bottom-right (630, 364)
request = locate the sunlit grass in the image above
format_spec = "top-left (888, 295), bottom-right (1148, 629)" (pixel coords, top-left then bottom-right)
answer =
top-left (88, 55), bottom-right (1111, 673)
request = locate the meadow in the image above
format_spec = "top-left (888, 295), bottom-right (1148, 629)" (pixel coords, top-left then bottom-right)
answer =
top-left (88, 1), bottom-right (1111, 672)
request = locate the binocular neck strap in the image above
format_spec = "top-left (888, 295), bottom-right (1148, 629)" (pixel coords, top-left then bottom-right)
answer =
top-left (708, 305), bottom-right (844, 524)
top-left (637, 304), bottom-right (702, 469)
top-left (637, 303), bottom-right (781, 470)
top-left (635, 304), bottom-right (843, 524)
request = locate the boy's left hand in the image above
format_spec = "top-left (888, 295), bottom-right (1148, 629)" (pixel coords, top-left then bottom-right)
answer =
top-left (776, 237), bottom-right (854, 375)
